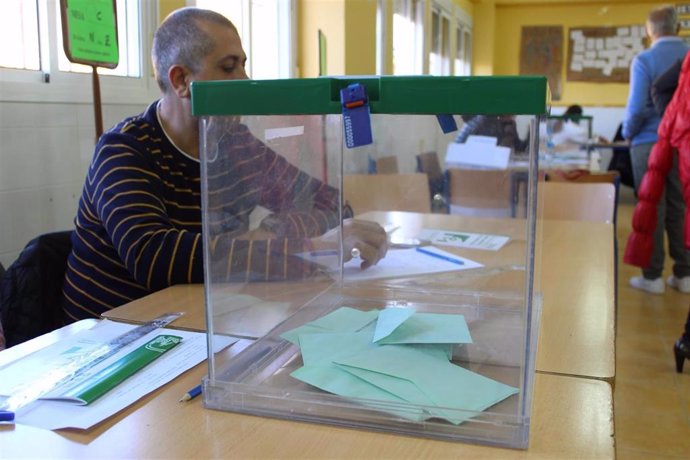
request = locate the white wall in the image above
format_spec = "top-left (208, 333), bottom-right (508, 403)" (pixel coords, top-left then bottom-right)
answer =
top-left (0, 100), bottom-right (146, 269)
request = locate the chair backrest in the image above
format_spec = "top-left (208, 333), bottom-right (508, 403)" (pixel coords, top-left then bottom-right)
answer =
top-left (0, 231), bottom-right (73, 347)
top-left (374, 155), bottom-right (399, 174)
top-left (539, 182), bottom-right (616, 223)
top-left (416, 151), bottom-right (443, 179)
top-left (544, 169), bottom-right (620, 224)
top-left (343, 173), bottom-right (431, 215)
top-left (415, 151), bottom-right (448, 212)
top-left (545, 169), bottom-right (620, 184)
top-left (447, 168), bottom-right (512, 217)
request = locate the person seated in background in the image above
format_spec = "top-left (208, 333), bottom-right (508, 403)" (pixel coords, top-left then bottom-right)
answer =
top-left (541, 104), bottom-right (608, 149)
top-left (61, 7), bottom-right (387, 322)
top-left (455, 114), bottom-right (529, 154)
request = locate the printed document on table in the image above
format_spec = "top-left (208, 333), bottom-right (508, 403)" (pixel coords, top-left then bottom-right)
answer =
top-left (342, 247), bottom-right (482, 281)
top-left (0, 320), bottom-right (236, 430)
top-left (417, 229), bottom-right (510, 251)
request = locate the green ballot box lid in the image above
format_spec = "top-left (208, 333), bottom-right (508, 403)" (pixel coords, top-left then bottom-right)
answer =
top-left (191, 76), bottom-right (548, 116)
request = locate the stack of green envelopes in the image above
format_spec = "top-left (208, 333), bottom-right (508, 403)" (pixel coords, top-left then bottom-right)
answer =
top-left (281, 306), bottom-right (518, 425)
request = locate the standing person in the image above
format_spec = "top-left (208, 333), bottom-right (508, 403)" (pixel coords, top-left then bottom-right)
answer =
top-left (625, 52), bottom-right (690, 372)
top-left (623, 5), bottom-right (690, 294)
top-left (61, 7), bottom-right (387, 322)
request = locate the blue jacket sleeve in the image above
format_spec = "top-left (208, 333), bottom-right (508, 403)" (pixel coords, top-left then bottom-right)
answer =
top-left (623, 55), bottom-right (653, 140)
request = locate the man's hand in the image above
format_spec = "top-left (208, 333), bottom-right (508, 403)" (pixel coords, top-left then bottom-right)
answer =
top-left (314, 219), bottom-right (388, 269)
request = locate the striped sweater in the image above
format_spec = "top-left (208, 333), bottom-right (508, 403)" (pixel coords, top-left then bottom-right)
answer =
top-left (63, 101), bottom-right (344, 321)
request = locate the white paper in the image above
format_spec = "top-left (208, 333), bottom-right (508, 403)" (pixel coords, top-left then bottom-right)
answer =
top-left (265, 126), bottom-right (304, 141)
top-left (445, 141), bottom-right (511, 170)
top-left (0, 321), bottom-right (236, 430)
top-left (342, 247), bottom-right (482, 282)
top-left (417, 229), bottom-right (511, 251)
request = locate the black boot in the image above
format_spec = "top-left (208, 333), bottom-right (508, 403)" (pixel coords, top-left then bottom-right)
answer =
top-left (673, 337), bottom-right (690, 373)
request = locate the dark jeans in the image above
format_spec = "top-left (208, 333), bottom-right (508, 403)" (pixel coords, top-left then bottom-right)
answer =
top-left (630, 143), bottom-right (690, 279)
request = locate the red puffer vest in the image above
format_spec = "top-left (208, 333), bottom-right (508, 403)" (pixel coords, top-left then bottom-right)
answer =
top-left (624, 52), bottom-right (690, 267)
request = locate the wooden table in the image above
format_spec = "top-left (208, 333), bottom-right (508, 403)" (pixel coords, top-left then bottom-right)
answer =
top-left (0, 322), bottom-right (615, 459)
top-left (103, 216), bottom-right (615, 383)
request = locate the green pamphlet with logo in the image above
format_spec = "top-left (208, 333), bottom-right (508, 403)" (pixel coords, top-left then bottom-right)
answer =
top-left (57, 335), bottom-right (182, 405)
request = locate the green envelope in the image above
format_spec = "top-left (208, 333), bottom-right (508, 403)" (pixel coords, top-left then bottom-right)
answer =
top-left (372, 307), bottom-right (415, 342)
top-left (334, 344), bottom-right (518, 424)
top-left (280, 307), bottom-right (378, 344)
top-left (375, 312), bottom-right (473, 345)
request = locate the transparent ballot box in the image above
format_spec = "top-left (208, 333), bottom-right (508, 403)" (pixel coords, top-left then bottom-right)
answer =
top-left (191, 76), bottom-right (547, 448)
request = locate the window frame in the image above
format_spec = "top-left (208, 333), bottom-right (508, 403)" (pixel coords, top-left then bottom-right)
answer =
top-left (0, 0), bottom-right (160, 105)
top-left (193, 0), bottom-right (297, 80)
top-left (453, 3), bottom-right (472, 76)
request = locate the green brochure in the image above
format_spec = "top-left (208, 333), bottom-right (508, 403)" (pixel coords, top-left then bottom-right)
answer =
top-left (59, 335), bottom-right (183, 405)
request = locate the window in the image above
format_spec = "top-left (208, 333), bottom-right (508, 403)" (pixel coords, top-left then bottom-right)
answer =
top-left (0, 0), bottom-right (156, 105)
top-left (57, 0), bottom-right (142, 77)
top-left (195, 0), bottom-right (295, 79)
top-left (0, 0), bottom-right (141, 77)
top-left (429, 5), bottom-right (451, 76)
top-left (392, 0), bottom-right (423, 75)
top-left (387, 0), bottom-right (472, 76)
top-left (454, 8), bottom-right (472, 76)
top-left (0, 0), bottom-right (40, 71)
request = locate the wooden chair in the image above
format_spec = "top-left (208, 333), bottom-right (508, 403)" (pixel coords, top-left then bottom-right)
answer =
top-left (539, 181), bottom-right (616, 224)
top-left (545, 170), bottom-right (620, 224)
top-left (374, 156), bottom-right (399, 174)
top-left (447, 168), bottom-right (512, 217)
top-left (343, 173), bottom-right (431, 215)
top-left (416, 151), bottom-right (448, 212)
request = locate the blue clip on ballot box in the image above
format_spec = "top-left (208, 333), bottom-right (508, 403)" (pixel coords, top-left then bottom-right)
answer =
top-left (191, 76), bottom-right (547, 449)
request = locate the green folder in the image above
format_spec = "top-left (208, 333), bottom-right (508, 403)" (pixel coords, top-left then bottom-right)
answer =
top-left (59, 335), bottom-right (182, 405)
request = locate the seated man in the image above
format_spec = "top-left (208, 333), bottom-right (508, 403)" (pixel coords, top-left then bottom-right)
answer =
top-left (456, 115), bottom-right (529, 154)
top-left (62, 7), bottom-right (387, 322)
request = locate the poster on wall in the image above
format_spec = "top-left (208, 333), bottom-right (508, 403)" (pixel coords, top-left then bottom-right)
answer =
top-left (567, 25), bottom-right (646, 83)
top-left (519, 26), bottom-right (563, 101)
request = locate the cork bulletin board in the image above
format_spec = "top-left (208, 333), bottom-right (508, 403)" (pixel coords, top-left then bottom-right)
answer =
top-left (520, 26), bottom-right (563, 100)
top-left (567, 25), bottom-right (646, 83)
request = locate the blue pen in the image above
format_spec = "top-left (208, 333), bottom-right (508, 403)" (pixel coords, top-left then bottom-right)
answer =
top-left (0, 410), bottom-right (15, 422)
top-left (415, 247), bottom-right (464, 265)
top-left (179, 384), bottom-right (202, 402)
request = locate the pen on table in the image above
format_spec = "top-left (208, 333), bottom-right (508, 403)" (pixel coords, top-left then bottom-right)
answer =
top-left (0, 410), bottom-right (15, 423)
top-left (179, 384), bottom-right (202, 402)
top-left (415, 247), bottom-right (464, 265)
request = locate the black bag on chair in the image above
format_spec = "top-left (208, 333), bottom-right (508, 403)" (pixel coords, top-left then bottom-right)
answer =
top-left (608, 124), bottom-right (635, 189)
top-left (0, 231), bottom-right (73, 347)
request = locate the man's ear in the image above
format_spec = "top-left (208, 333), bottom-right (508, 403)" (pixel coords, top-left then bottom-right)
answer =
top-left (168, 64), bottom-right (192, 98)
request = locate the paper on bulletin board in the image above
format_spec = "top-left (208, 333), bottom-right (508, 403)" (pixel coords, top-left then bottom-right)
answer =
top-left (567, 25), bottom-right (646, 83)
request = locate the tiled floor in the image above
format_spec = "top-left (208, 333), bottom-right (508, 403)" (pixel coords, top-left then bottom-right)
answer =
top-left (615, 187), bottom-right (690, 459)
